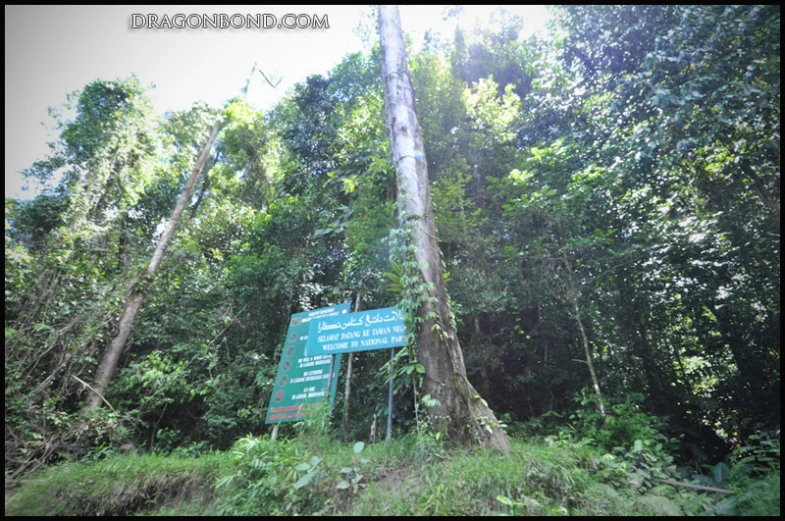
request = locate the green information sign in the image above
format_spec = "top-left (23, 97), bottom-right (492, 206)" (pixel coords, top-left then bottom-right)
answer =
top-left (265, 302), bottom-right (350, 424)
top-left (305, 307), bottom-right (406, 356)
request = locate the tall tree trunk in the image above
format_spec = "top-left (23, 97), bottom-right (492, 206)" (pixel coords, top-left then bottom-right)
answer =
top-left (82, 120), bottom-right (223, 411)
top-left (473, 316), bottom-right (492, 400)
top-left (563, 254), bottom-right (606, 417)
top-left (342, 291), bottom-right (362, 442)
top-left (378, 5), bottom-right (510, 454)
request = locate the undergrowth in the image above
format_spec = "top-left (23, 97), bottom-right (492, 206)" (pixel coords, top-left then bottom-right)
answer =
top-left (5, 426), bottom-right (780, 516)
top-left (4, 452), bottom-right (228, 516)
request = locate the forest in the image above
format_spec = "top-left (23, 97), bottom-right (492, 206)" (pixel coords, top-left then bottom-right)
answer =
top-left (5, 5), bottom-right (780, 516)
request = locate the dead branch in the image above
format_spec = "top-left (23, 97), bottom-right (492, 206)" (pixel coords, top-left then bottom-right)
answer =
top-left (258, 70), bottom-right (282, 88)
top-left (659, 478), bottom-right (731, 494)
top-left (72, 375), bottom-right (115, 412)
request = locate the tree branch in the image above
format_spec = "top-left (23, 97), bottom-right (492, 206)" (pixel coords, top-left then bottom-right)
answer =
top-left (659, 478), bottom-right (731, 494)
top-left (258, 70), bottom-right (282, 89)
top-left (72, 375), bottom-right (115, 412)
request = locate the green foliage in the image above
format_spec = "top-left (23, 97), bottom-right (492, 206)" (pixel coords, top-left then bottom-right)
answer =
top-left (349, 438), bottom-right (589, 515)
top-left (291, 439), bottom-right (370, 507)
top-left (728, 430), bottom-right (780, 479)
top-left (292, 394), bottom-right (337, 453)
top-left (347, 437), bottom-right (703, 516)
top-left (567, 391), bottom-right (673, 454)
top-left (215, 435), bottom-right (303, 515)
top-left (9, 433), bottom-right (776, 516)
top-left (214, 434), bottom-right (373, 515)
top-left (547, 390), bottom-right (678, 491)
top-left (713, 430), bottom-right (781, 516)
top-left (715, 472), bottom-right (780, 517)
top-left (4, 5), bottom-right (779, 494)
top-left (5, 452), bottom-right (228, 516)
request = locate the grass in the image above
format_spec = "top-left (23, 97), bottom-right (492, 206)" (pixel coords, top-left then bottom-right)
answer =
top-left (5, 433), bottom-right (780, 516)
top-left (4, 452), bottom-right (229, 516)
top-left (346, 438), bottom-right (596, 516)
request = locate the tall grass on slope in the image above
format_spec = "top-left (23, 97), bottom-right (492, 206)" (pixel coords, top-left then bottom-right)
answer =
top-left (5, 452), bottom-right (229, 516)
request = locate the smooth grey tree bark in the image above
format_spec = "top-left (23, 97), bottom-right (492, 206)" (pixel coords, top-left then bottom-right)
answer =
top-left (378, 5), bottom-right (510, 454)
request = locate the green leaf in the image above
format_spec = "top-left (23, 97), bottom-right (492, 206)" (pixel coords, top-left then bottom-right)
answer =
top-left (353, 441), bottom-right (365, 454)
top-left (497, 495), bottom-right (514, 506)
top-left (634, 439), bottom-right (644, 452)
top-left (336, 480), bottom-right (351, 490)
top-left (713, 462), bottom-right (730, 484)
top-left (715, 498), bottom-right (734, 516)
top-left (294, 463), bottom-right (311, 472)
top-left (294, 470), bottom-right (317, 489)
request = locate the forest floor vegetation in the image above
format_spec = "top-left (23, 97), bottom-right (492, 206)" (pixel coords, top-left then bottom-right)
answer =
top-left (5, 428), bottom-right (779, 516)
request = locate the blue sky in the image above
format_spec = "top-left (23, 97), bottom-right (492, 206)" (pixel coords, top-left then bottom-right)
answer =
top-left (4, 5), bottom-right (550, 199)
